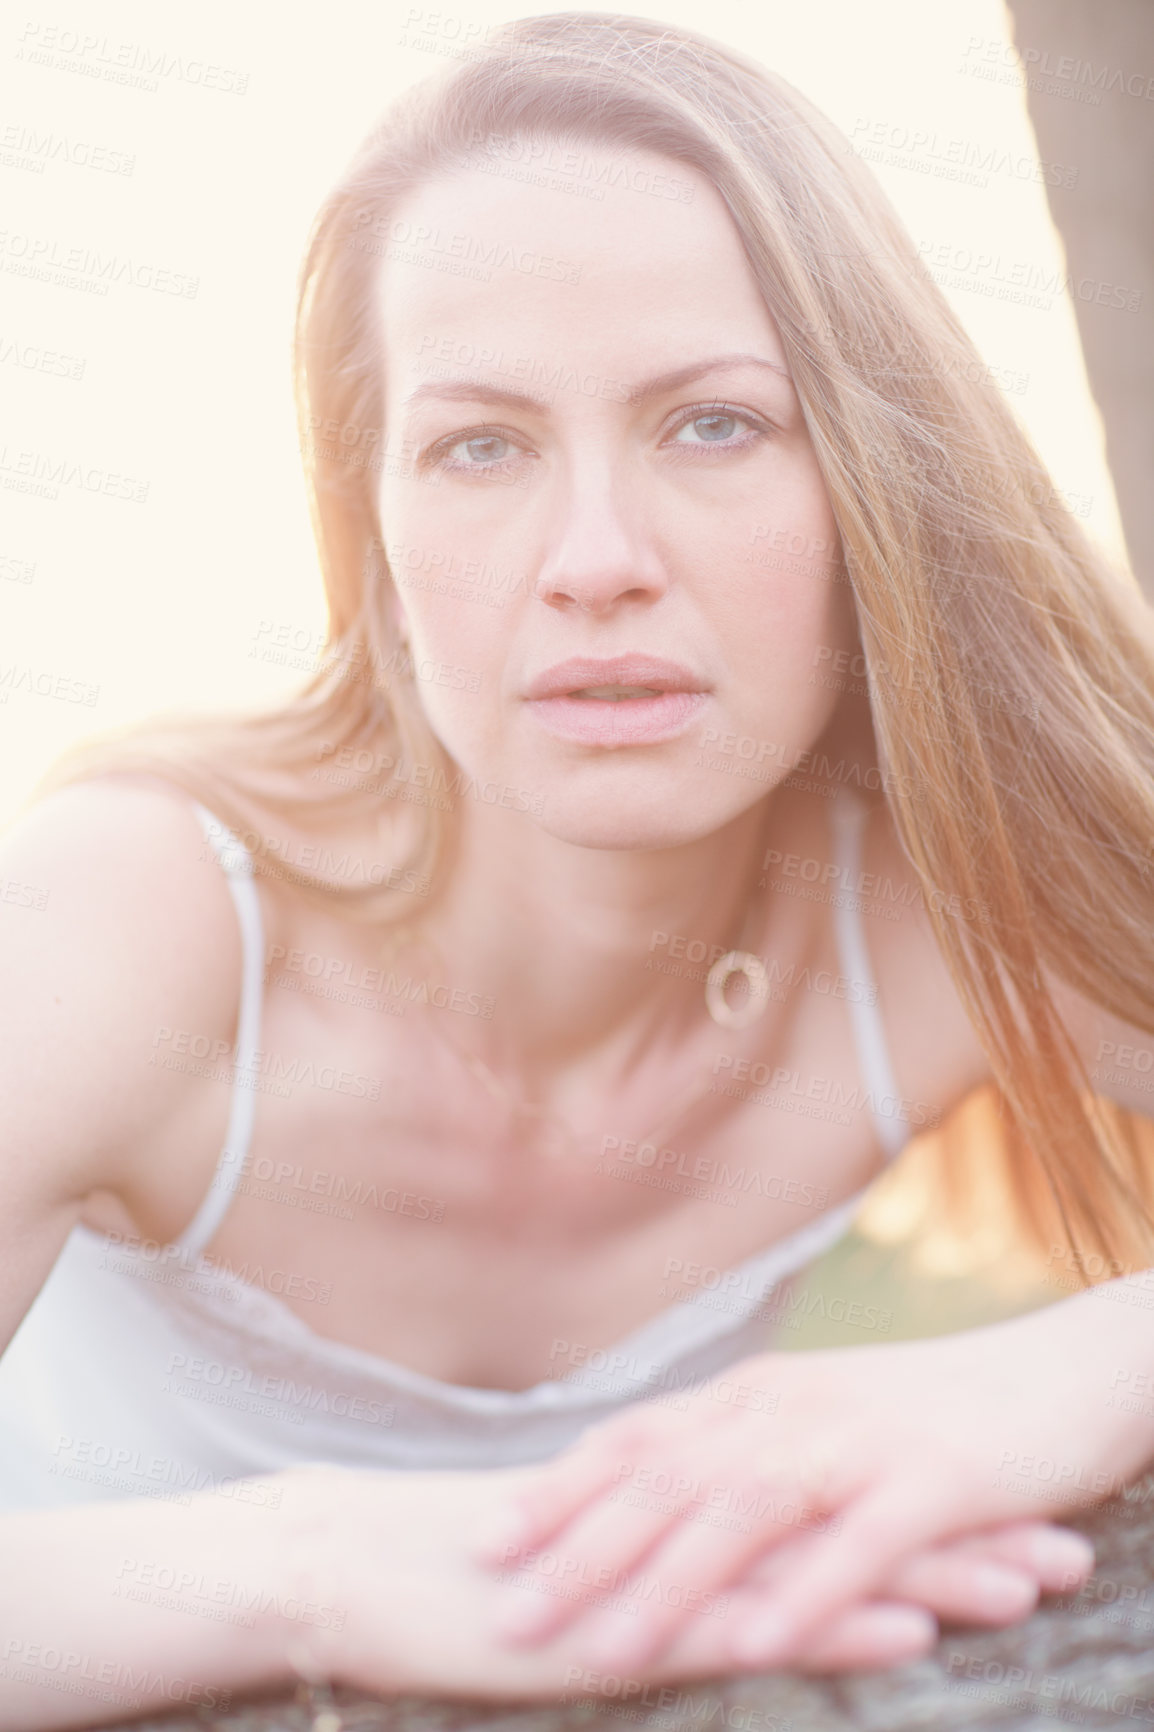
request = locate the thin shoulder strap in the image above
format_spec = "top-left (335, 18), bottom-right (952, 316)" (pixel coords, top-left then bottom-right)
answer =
top-left (828, 789), bottom-right (909, 1161)
top-left (171, 803), bottom-right (265, 1258)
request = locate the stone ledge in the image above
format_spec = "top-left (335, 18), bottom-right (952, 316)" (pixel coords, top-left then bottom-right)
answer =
top-left (89, 1475), bottom-right (1154, 1732)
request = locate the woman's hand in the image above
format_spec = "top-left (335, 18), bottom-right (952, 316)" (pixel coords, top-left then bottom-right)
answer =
top-left (466, 1288), bottom-right (1154, 1675)
top-left (276, 1447), bottom-right (1095, 1701)
top-left (286, 1462), bottom-right (923, 1698)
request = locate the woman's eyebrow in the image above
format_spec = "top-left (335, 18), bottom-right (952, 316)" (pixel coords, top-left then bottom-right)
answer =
top-left (400, 352), bottom-right (791, 416)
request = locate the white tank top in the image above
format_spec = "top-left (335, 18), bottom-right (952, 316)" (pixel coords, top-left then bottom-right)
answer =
top-left (0, 788), bottom-right (910, 1509)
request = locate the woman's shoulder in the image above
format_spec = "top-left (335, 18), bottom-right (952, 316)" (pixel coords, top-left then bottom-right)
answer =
top-left (0, 774), bottom-right (251, 1196)
top-left (1, 772), bottom-right (245, 949)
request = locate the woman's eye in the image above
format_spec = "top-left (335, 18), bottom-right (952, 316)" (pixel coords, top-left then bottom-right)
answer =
top-left (445, 433), bottom-right (514, 466)
top-left (668, 410), bottom-right (761, 447)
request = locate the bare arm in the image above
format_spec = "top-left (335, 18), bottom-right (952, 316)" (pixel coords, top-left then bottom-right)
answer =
top-left (0, 781), bottom-right (314, 1727)
top-left (0, 1474), bottom-right (308, 1731)
top-left (0, 778), bottom-right (248, 1350)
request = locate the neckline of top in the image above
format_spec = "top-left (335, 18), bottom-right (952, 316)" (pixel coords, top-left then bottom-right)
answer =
top-left (70, 1174), bottom-right (875, 1409)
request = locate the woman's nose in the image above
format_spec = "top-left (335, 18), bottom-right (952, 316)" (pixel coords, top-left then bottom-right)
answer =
top-left (532, 465), bottom-right (669, 615)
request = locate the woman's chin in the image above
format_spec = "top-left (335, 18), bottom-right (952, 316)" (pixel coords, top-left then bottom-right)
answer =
top-left (526, 800), bottom-right (742, 853)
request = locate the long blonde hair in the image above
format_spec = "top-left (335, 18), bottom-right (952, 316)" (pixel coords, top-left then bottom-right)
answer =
top-left (32, 12), bottom-right (1154, 1265)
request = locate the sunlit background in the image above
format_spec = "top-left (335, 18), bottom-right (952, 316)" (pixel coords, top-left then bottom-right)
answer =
top-left (0, 0), bottom-right (1145, 1336)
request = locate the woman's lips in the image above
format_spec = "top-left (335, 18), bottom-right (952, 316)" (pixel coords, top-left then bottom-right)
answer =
top-left (524, 689), bottom-right (709, 746)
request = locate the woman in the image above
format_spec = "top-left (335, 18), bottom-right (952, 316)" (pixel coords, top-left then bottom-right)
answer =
top-left (3, 9), bottom-right (1154, 1722)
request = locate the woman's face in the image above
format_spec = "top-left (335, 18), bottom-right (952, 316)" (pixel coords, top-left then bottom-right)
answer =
top-left (375, 144), bottom-right (856, 849)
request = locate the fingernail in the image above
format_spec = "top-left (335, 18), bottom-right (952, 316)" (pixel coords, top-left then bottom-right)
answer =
top-left (1036, 1529), bottom-right (1094, 1570)
top-left (973, 1563), bottom-right (1033, 1609)
top-left (871, 1605), bottom-right (936, 1647)
top-left (730, 1610), bottom-right (792, 1664)
top-left (1032, 1528), bottom-right (1095, 1590)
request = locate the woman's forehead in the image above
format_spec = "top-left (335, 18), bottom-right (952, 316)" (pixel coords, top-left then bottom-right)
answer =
top-left (373, 155), bottom-right (783, 382)
top-left (382, 146), bottom-right (734, 262)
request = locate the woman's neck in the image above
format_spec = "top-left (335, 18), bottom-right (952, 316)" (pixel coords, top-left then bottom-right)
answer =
top-left (393, 783), bottom-right (815, 1088)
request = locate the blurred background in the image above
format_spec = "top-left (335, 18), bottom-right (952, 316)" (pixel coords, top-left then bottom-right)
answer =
top-left (2, 0), bottom-right (1151, 1340)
